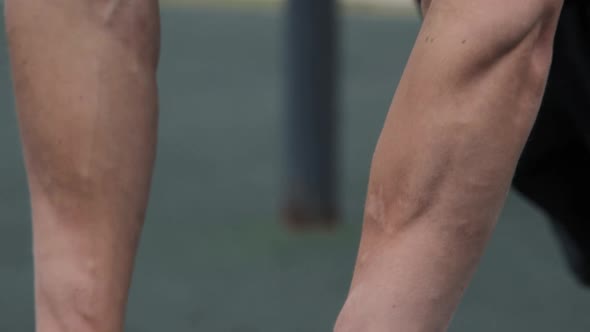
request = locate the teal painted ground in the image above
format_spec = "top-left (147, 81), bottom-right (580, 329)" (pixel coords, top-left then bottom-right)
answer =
top-left (0, 6), bottom-right (589, 332)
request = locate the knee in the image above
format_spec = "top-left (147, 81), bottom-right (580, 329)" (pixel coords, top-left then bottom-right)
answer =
top-left (91, 0), bottom-right (161, 63)
top-left (419, 0), bottom-right (432, 15)
top-left (4, 0), bottom-right (160, 69)
top-left (419, 0), bottom-right (563, 108)
top-left (423, 0), bottom-right (563, 60)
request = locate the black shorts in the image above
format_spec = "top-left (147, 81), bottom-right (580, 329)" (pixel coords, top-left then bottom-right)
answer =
top-left (512, 1), bottom-right (590, 282)
top-left (513, 2), bottom-right (590, 225)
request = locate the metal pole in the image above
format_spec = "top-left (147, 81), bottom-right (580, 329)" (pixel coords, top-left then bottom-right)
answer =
top-left (283, 0), bottom-right (338, 229)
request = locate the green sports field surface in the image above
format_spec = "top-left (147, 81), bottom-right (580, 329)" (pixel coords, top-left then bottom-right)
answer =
top-left (0, 5), bottom-right (589, 331)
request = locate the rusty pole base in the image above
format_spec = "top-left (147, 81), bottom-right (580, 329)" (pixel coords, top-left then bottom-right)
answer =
top-left (281, 199), bottom-right (338, 232)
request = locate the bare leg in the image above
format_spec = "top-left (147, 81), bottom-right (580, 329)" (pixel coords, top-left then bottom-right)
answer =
top-left (335, 0), bottom-right (563, 331)
top-left (5, 1), bottom-right (160, 331)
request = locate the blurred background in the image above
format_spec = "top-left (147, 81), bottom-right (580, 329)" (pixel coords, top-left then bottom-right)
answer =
top-left (0, 0), bottom-right (589, 331)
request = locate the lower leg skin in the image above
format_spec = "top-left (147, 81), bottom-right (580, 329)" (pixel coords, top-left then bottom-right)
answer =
top-left (5, 1), bottom-right (160, 331)
top-left (336, 1), bottom-right (563, 331)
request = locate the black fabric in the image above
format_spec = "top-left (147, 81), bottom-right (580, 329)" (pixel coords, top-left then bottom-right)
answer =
top-left (513, 2), bottom-right (590, 285)
top-left (515, 2), bottom-right (590, 223)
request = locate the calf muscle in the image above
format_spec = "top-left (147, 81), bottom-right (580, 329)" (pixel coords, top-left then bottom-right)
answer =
top-left (336, 1), bottom-right (563, 331)
top-left (5, 1), bottom-right (160, 331)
